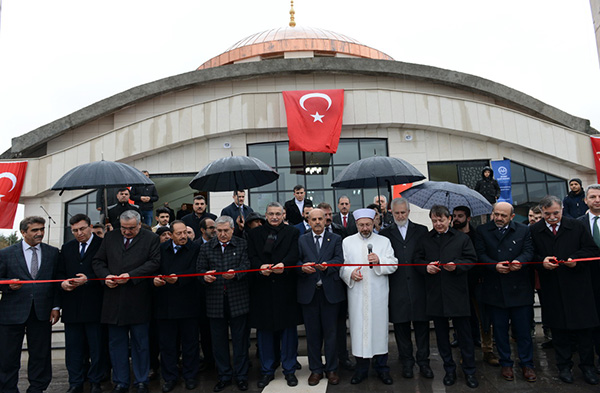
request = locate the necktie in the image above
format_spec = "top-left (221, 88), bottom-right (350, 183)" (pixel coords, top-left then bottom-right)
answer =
top-left (315, 235), bottom-right (321, 255)
top-left (342, 216), bottom-right (347, 228)
top-left (80, 242), bottom-right (87, 259)
top-left (30, 247), bottom-right (39, 278)
top-left (222, 243), bottom-right (228, 253)
top-left (174, 245), bottom-right (181, 254)
top-left (593, 216), bottom-right (600, 247)
top-left (325, 226), bottom-right (330, 233)
top-left (499, 227), bottom-right (507, 235)
top-left (124, 238), bottom-right (131, 249)
top-left (551, 224), bottom-right (558, 235)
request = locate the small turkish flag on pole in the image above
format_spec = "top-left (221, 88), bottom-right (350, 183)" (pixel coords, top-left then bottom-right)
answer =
top-left (283, 89), bottom-right (344, 153)
top-left (0, 161), bottom-right (28, 229)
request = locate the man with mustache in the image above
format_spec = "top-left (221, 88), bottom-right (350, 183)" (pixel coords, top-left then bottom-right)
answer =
top-left (530, 195), bottom-right (599, 385)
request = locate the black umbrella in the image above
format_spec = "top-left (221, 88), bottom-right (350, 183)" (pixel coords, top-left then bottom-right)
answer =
top-left (189, 155), bottom-right (279, 192)
top-left (331, 156), bottom-right (425, 202)
top-left (401, 181), bottom-right (493, 216)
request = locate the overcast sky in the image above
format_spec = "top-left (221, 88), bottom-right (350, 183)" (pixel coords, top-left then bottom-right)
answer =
top-left (0, 0), bottom-right (598, 232)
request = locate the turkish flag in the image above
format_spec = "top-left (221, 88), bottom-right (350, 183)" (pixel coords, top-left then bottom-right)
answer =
top-left (0, 161), bottom-right (28, 229)
top-left (283, 89), bottom-right (344, 153)
top-left (392, 183), bottom-right (413, 198)
top-left (591, 136), bottom-right (600, 183)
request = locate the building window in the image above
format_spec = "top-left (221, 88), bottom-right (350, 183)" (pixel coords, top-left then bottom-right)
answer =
top-left (247, 139), bottom-right (388, 213)
top-left (509, 161), bottom-right (567, 208)
top-left (428, 160), bottom-right (490, 189)
top-left (64, 191), bottom-right (101, 243)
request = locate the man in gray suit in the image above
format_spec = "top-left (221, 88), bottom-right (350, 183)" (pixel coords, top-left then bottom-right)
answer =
top-left (0, 216), bottom-right (60, 393)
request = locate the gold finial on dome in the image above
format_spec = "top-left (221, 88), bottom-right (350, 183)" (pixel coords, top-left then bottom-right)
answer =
top-left (289, 1), bottom-right (296, 27)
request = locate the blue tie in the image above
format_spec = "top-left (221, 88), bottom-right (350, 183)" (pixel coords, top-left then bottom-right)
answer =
top-left (80, 243), bottom-right (86, 259)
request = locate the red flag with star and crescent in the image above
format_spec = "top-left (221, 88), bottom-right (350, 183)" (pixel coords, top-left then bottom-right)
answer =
top-left (283, 89), bottom-right (344, 153)
top-left (591, 136), bottom-right (600, 183)
top-left (0, 161), bottom-right (28, 229)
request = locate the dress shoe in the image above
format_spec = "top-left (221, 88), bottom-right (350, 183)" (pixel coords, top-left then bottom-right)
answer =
top-left (419, 365), bottom-right (434, 379)
top-left (162, 381), bottom-right (177, 392)
top-left (67, 386), bottom-right (83, 393)
top-left (378, 371), bottom-right (393, 385)
top-left (484, 352), bottom-right (500, 366)
top-left (91, 383), bottom-right (103, 393)
top-left (450, 339), bottom-right (459, 348)
top-left (148, 369), bottom-right (159, 381)
top-left (501, 366), bottom-right (514, 381)
top-left (184, 379), bottom-right (198, 390)
top-left (236, 380), bottom-right (248, 391)
top-left (443, 371), bottom-right (456, 386)
top-left (213, 380), bottom-right (231, 392)
top-left (522, 366), bottom-right (537, 382)
top-left (256, 374), bottom-right (274, 388)
top-left (340, 358), bottom-right (356, 371)
top-left (285, 373), bottom-right (298, 387)
top-left (465, 374), bottom-right (479, 389)
top-left (402, 366), bottom-right (414, 378)
top-left (326, 371), bottom-right (340, 385)
top-left (583, 368), bottom-right (600, 385)
top-left (350, 371), bottom-right (367, 384)
top-left (308, 372), bottom-right (323, 386)
top-left (134, 384), bottom-right (148, 393)
top-left (558, 368), bottom-right (574, 384)
top-left (295, 360), bottom-right (302, 370)
top-left (112, 385), bottom-right (128, 393)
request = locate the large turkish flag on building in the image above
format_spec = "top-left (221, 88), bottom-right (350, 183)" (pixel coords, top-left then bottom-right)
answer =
top-left (591, 137), bottom-right (600, 183)
top-left (283, 89), bottom-right (344, 153)
top-left (0, 161), bottom-right (27, 229)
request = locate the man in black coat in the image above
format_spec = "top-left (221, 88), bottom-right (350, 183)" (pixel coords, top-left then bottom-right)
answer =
top-left (182, 195), bottom-right (217, 240)
top-left (92, 210), bottom-right (160, 393)
top-left (531, 195), bottom-right (599, 385)
top-left (474, 202), bottom-right (536, 383)
top-left (293, 205), bottom-right (313, 235)
top-left (0, 216), bottom-right (60, 393)
top-left (220, 190), bottom-right (254, 233)
top-left (107, 188), bottom-right (140, 230)
top-left (332, 195), bottom-right (357, 235)
top-left (247, 202), bottom-right (300, 388)
top-left (297, 208), bottom-right (345, 386)
top-left (284, 185), bottom-right (313, 225)
top-left (58, 214), bottom-right (107, 393)
top-left (130, 170), bottom-right (160, 226)
top-left (414, 205), bottom-right (478, 389)
top-left (198, 216), bottom-right (251, 392)
top-left (380, 198), bottom-right (432, 379)
top-left (153, 220), bottom-right (201, 392)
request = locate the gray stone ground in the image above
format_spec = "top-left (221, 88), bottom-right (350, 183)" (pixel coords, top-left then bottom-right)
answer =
top-left (17, 324), bottom-right (600, 393)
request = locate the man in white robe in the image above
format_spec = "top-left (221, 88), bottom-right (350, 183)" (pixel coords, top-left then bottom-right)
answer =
top-left (340, 208), bottom-right (397, 385)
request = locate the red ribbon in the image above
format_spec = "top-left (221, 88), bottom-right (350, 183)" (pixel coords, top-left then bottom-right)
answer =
top-left (1, 257), bottom-right (599, 285)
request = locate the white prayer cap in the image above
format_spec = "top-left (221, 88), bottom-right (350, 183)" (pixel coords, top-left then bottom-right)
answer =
top-left (353, 208), bottom-right (376, 221)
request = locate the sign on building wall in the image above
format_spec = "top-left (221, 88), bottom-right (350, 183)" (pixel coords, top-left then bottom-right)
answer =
top-left (491, 159), bottom-right (512, 204)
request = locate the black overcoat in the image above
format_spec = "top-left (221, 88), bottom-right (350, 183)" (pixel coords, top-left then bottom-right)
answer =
top-left (577, 213), bottom-right (600, 320)
top-left (380, 221), bottom-right (429, 323)
top-left (57, 235), bottom-right (104, 323)
top-left (92, 228), bottom-right (160, 325)
top-left (530, 217), bottom-right (600, 330)
top-left (414, 228), bottom-right (476, 318)
top-left (474, 220), bottom-right (534, 308)
top-left (247, 224), bottom-right (300, 330)
top-left (197, 236), bottom-right (250, 319)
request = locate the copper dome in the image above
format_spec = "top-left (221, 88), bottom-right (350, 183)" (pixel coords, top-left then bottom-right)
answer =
top-left (197, 26), bottom-right (393, 70)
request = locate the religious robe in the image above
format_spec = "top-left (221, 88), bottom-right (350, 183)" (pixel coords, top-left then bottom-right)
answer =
top-left (340, 232), bottom-right (397, 358)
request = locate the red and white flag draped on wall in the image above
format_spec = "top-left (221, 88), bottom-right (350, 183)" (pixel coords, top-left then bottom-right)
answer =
top-left (0, 161), bottom-right (28, 229)
top-left (591, 137), bottom-right (600, 183)
top-left (282, 89), bottom-right (344, 153)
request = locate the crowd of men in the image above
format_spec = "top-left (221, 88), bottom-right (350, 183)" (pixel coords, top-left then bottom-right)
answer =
top-left (2, 181), bottom-right (600, 393)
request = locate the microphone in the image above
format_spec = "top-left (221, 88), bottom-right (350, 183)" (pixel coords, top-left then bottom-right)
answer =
top-left (367, 243), bottom-right (373, 269)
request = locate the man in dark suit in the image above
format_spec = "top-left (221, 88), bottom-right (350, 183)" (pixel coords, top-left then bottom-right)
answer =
top-left (293, 205), bottom-right (313, 235)
top-left (58, 214), bottom-right (107, 393)
top-left (297, 208), bottom-right (345, 386)
top-left (182, 195), bottom-right (217, 240)
top-left (221, 190), bottom-right (254, 233)
top-left (93, 210), bottom-right (161, 393)
top-left (380, 198), bottom-right (431, 379)
top-left (0, 216), bottom-right (60, 393)
top-left (284, 185), bottom-right (313, 225)
top-left (414, 205), bottom-right (478, 389)
top-left (153, 220), bottom-right (201, 392)
top-left (130, 170), bottom-right (160, 226)
top-left (198, 216), bottom-right (251, 392)
top-left (333, 195), bottom-right (357, 235)
top-left (247, 202), bottom-right (300, 388)
top-left (531, 195), bottom-right (599, 385)
top-left (474, 202), bottom-right (536, 383)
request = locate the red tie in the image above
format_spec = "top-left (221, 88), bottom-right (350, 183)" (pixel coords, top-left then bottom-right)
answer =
top-left (343, 216), bottom-right (347, 228)
top-left (551, 224), bottom-right (557, 235)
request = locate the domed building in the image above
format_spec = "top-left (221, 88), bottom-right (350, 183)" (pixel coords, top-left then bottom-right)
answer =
top-left (4, 7), bottom-right (597, 244)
